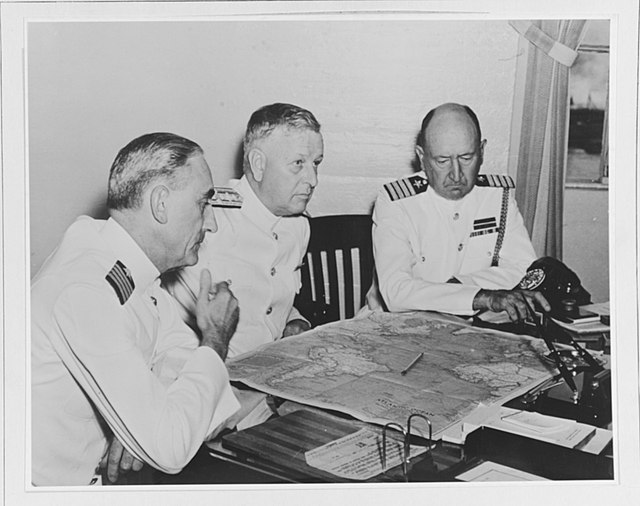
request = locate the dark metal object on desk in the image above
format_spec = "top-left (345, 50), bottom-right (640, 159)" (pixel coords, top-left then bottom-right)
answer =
top-left (461, 427), bottom-right (613, 480)
top-left (382, 413), bottom-right (433, 481)
top-left (504, 310), bottom-right (611, 427)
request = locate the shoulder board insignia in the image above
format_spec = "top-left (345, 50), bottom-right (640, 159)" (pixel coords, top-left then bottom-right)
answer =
top-left (475, 174), bottom-right (515, 188)
top-left (383, 175), bottom-right (429, 201)
top-left (208, 186), bottom-right (243, 208)
top-left (105, 260), bottom-right (135, 305)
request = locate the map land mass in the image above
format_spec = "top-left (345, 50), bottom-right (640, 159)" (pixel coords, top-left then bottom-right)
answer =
top-left (227, 311), bottom-right (555, 436)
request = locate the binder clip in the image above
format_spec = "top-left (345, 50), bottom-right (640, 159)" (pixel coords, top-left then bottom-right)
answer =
top-left (382, 414), bottom-right (432, 481)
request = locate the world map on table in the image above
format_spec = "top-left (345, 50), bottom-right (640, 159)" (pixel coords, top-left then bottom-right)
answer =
top-left (227, 311), bottom-right (555, 436)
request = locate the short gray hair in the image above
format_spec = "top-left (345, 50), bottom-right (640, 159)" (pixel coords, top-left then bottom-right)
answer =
top-left (107, 132), bottom-right (203, 210)
top-left (243, 103), bottom-right (321, 171)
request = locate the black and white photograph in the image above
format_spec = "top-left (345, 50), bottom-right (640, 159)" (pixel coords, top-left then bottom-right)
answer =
top-left (2, 1), bottom-right (639, 505)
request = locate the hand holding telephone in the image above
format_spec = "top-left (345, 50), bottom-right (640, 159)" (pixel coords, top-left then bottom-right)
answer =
top-left (517, 257), bottom-right (592, 321)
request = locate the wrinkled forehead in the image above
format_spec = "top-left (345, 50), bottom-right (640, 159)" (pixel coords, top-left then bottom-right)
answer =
top-left (259, 125), bottom-right (324, 154)
top-left (424, 112), bottom-right (479, 154)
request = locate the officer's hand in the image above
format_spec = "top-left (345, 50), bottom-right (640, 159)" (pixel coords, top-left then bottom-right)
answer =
top-left (196, 269), bottom-right (239, 360)
top-left (282, 319), bottom-right (311, 338)
top-left (100, 437), bottom-right (143, 484)
top-left (473, 289), bottom-right (551, 322)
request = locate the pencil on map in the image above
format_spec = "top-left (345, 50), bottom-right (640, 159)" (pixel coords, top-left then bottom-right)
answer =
top-left (400, 352), bottom-right (424, 375)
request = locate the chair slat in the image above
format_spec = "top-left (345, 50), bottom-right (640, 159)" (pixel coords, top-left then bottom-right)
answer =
top-left (295, 215), bottom-right (374, 327)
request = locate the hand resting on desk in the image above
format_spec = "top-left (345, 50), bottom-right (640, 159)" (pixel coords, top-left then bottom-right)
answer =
top-left (282, 319), bottom-right (311, 338)
top-left (473, 289), bottom-right (551, 322)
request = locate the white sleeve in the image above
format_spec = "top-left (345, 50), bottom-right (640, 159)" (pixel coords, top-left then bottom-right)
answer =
top-left (372, 192), bottom-right (480, 315)
top-left (289, 219), bottom-right (311, 325)
top-left (50, 285), bottom-right (240, 475)
top-left (456, 193), bottom-right (536, 289)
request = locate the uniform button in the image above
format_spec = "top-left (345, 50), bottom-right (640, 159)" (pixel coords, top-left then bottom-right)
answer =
top-left (266, 306), bottom-right (273, 315)
top-left (270, 267), bottom-right (276, 276)
top-left (458, 243), bottom-right (464, 252)
top-left (421, 256), bottom-right (426, 262)
top-left (487, 251), bottom-right (492, 257)
top-left (273, 232), bottom-right (278, 240)
top-left (453, 212), bottom-right (459, 220)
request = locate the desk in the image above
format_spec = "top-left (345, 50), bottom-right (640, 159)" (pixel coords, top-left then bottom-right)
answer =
top-left (137, 310), bottom-right (613, 485)
top-left (144, 403), bottom-right (612, 485)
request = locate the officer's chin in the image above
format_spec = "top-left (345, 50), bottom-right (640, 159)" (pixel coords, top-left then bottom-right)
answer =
top-left (287, 198), bottom-right (311, 216)
top-left (443, 186), bottom-right (470, 200)
top-left (184, 245), bottom-right (201, 267)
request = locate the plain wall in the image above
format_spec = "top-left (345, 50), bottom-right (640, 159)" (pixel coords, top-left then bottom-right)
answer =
top-left (28, 19), bottom-right (609, 303)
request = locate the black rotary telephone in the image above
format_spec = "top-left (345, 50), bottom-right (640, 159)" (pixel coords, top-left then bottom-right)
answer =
top-left (516, 257), bottom-right (592, 317)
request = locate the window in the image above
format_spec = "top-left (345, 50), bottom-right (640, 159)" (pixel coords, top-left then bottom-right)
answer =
top-left (566, 20), bottom-right (609, 186)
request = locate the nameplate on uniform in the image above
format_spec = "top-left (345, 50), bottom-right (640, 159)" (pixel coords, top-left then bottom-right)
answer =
top-left (105, 260), bottom-right (135, 305)
top-left (470, 217), bottom-right (499, 237)
top-left (209, 187), bottom-right (243, 208)
top-left (383, 175), bottom-right (429, 201)
top-left (475, 174), bottom-right (515, 188)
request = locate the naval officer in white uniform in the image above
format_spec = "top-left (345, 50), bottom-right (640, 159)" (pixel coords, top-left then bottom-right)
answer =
top-left (31, 133), bottom-right (242, 486)
top-left (164, 103), bottom-right (324, 427)
top-left (368, 103), bottom-right (550, 322)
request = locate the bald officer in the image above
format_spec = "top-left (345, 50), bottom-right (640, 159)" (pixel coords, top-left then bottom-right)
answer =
top-left (368, 103), bottom-right (550, 321)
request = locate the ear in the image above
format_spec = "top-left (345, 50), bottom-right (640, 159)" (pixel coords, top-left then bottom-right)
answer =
top-left (415, 145), bottom-right (425, 168)
top-left (247, 148), bottom-right (266, 183)
top-left (479, 139), bottom-right (487, 164)
top-left (150, 184), bottom-right (170, 224)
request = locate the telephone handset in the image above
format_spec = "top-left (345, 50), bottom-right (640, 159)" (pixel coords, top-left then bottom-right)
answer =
top-left (516, 257), bottom-right (592, 317)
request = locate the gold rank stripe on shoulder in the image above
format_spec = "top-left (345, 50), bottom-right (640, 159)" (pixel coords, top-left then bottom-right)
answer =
top-left (105, 260), bottom-right (135, 305)
top-left (383, 175), bottom-right (429, 201)
top-left (208, 186), bottom-right (243, 208)
top-left (475, 174), bottom-right (515, 188)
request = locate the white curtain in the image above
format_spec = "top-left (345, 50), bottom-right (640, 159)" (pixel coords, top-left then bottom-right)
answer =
top-left (509, 20), bottom-right (588, 259)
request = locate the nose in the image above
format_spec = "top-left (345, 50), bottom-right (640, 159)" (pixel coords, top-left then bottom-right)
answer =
top-left (204, 205), bottom-right (218, 234)
top-left (305, 163), bottom-right (318, 189)
top-left (449, 158), bottom-right (462, 183)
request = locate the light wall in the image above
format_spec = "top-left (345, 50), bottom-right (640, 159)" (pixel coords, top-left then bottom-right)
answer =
top-left (28, 19), bottom-right (519, 274)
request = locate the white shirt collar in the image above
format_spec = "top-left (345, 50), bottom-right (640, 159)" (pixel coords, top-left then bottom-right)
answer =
top-left (236, 176), bottom-right (281, 232)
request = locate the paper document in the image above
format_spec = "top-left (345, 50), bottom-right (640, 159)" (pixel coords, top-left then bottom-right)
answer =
top-left (305, 428), bottom-right (426, 481)
top-left (456, 461), bottom-right (549, 482)
top-left (496, 410), bottom-right (596, 449)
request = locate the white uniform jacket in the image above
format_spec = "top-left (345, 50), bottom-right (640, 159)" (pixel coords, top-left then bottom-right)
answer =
top-left (370, 173), bottom-right (536, 315)
top-left (31, 217), bottom-right (239, 486)
top-left (176, 176), bottom-right (309, 359)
